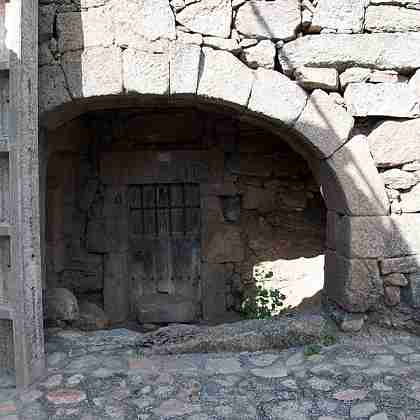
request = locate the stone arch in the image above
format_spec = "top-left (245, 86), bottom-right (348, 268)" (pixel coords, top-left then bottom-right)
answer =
top-left (39, 46), bottom-right (390, 314)
top-left (40, 48), bottom-right (388, 212)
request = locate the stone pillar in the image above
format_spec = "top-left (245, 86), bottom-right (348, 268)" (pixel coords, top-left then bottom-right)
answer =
top-left (7, 0), bottom-right (45, 387)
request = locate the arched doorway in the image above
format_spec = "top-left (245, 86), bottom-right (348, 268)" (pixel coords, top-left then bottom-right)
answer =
top-left (36, 82), bottom-right (387, 332)
top-left (44, 105), bottom-right (328, 325)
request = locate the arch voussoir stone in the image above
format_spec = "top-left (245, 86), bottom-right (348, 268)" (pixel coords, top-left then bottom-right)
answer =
top-left (320, 134), bottom-right (390, 216)
top-left (293, 89), bottom-right (355, 159)
top-left (169, 43), bottom-right (201, 95)
top-left (123, 48), bottom-right (169, 94)
top-left (196, 47), bottom-right (254, 106)
top-left (80, 46), bottom-right (124, 97)
top-left (247, 68), bottom-right (307, 126)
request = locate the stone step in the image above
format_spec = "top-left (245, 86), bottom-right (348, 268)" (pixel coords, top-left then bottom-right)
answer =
top-left (135, 294), bottom-right (197, 324)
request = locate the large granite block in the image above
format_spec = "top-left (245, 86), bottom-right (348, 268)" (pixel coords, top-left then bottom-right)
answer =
top-left (368, 119), bottom-right (420, 168)
top-left (331, 214), bottom-right (420, 259)
top-left (325, 250), bottom-right (382, 312)
top-left (365, 5), bottom-right (420, 33)
top-left (344, 82), bottom-right (420, 118)
top-left (320, 135), bottom-right (389, 215)
top-left (279, 33), bottom-right (420, 74)
top-left (123, 49), bottom-right (169, 95)
top-left (197, 47), bottom-right (254, 106)
top-left (235, 0), bottom-right (300, 40)
top-left (379, 255), bottom-right (420, 275)
top-left (169, 43), bottom-right (201, 94)
top-left (293, 89), bottom-right (354, 159)
top-left (311, 0), bottom-right (366, 33)
top-left (177, 0), bottom-right (231, 38)
top-left (248, 69), bottom-right (307, 126)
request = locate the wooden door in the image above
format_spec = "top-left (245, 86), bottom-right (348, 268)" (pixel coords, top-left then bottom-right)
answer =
top-left (129, 183), bottom-right (201, 321)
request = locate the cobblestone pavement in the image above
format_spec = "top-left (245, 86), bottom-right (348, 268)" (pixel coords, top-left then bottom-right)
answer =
top-left (2, 329), bottom-right (420, 419)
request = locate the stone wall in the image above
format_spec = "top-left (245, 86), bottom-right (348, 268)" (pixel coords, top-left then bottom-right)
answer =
top-left (46, 109), bottom-right (325, 323)
top-left (36, 0), bottom-right (420, 330)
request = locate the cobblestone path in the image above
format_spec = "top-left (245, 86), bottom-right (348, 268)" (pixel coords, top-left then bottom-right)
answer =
top-left (2, 329), bottom-right (420, 419)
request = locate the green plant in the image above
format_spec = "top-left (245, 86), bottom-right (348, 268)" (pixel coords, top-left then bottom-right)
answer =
top-left (304, 343), bottom-right (322, 357)
top-left (240, 283), bottom-right (286, 319)
top-left (133, 346), bottom-right (144, 359)
top-left (321, 334), bottom-right (337, 347)
top-left (303, 330), bottom-right (337, 358)
top-left (239, 264), bottom-right (287, 319)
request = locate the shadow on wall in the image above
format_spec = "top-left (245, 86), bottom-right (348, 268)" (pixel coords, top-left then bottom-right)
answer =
top-left (248, 1), bottom-right (420, 326)
top-left (37, 1), bottom-right (420, 333)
